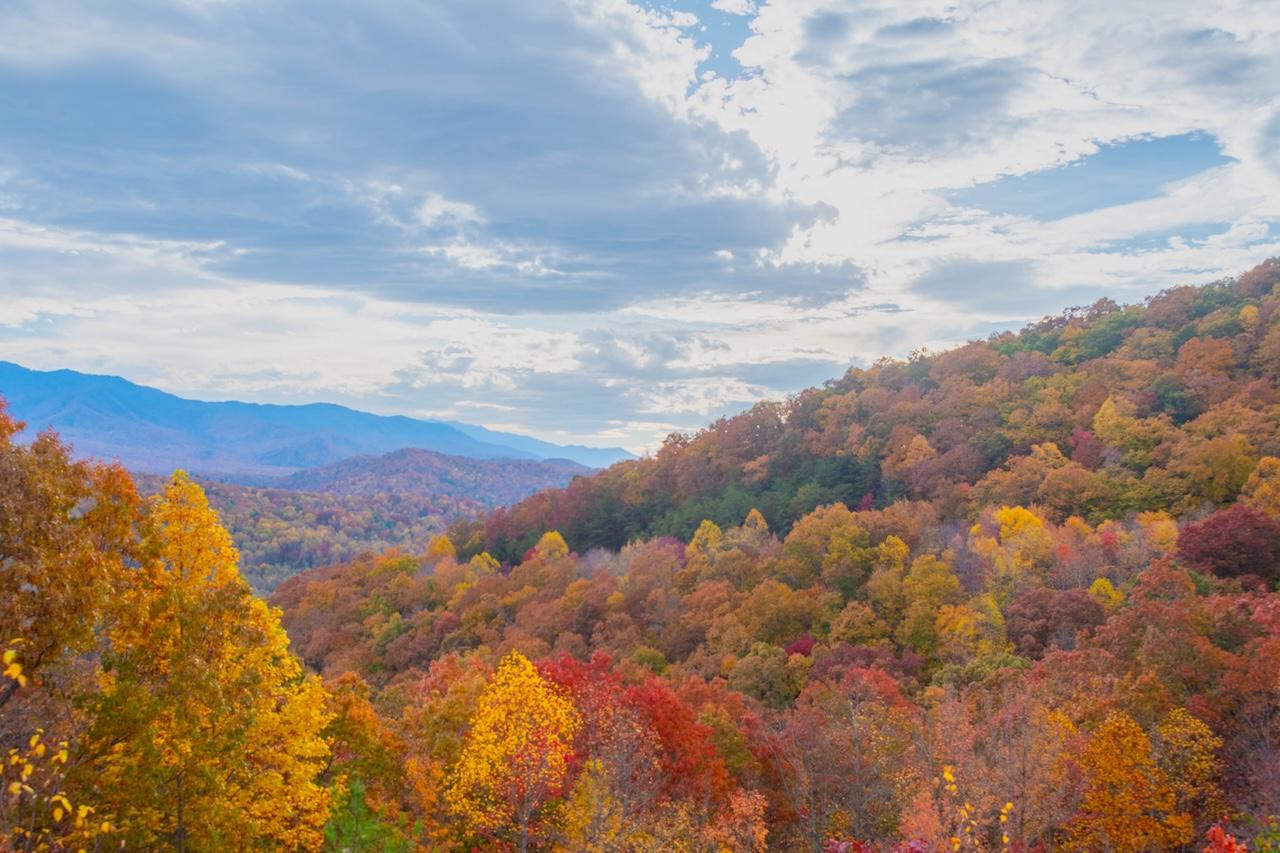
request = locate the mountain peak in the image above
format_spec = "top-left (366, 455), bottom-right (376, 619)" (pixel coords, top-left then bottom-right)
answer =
top-left (0, 361), bottom-right (633, 475)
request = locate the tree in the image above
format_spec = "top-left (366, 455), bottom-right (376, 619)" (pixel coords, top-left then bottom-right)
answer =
top-left (729, 642), bottom-right (809, 709)
top-left (776, 674), bottom-right (915, 849)
top-left (1067, 712), bottom-right (1192, 851)
top-left (1006, 588), bottom-right (1105, 658)
top-left (542, 652), bottom-right (664, 847)
top-left (1177, 504), bottom-right (1280, 583)
top-left (0, 404), bottom-right (138, 709)
top-left (895, 555), bottom-right (964, 659)
top-left (1242, 456), bottom-right (1280, 518)
top-left (780, 503), bottom-right (873, 596)
top-left (444, 651), bottom-right (579, 852)
top-left (83, 472), bottom-right (332, 851)
top-left (324, 780), bottom-right (413, 853)
top-left (1154, 708), bottom-right (1226, 835)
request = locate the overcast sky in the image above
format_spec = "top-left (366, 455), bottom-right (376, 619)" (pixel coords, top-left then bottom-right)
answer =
top-left (1, 0), bottom-right (1278, 452)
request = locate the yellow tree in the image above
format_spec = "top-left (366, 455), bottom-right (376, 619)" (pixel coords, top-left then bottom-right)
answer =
top-left (0, 405), bottom-right (138, 709)
top-left (971, 506), bottom-right (1054, 605)
top-left (83, 472), bottom-right (331, 851)
top-left (1242, 456), bottom-right (1280, 518)
top-left (1154, 708), bottom-right (1226, 833)
top-left (1067, 712), bottom-right (1192, 851)
top-left (683, 519), bottom-right (725, 583)
top-left (0, 404), bottom-right (138, 849)
top-left (445, 650), bottom-right (579, 852)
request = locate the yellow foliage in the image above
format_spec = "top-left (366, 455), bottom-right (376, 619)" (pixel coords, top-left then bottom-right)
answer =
top-left (1067, 712), bottom-right (1192, 852)
top-left (994, 505), bottom-right (1044, 541)
top-left (534, 530), bottom-right (570, 560)
top-left (2, 728), bottom-right (113, 852)
top-left (84, 472), bottom-right (331, 851)
top-left (469, 550), bottom-right (501, 576)
top-left (1088, 578), bottom-right (1123, 612)
top-left (876, 535), bottom-right (910, 573)
top-left (560, 759), bottom-right (625, 852)
top-left (686, 519), bottom-right (724, 562)
top-left (2, 644), bottom-right (27, 689)
top-left (1242, 456), bottom-right (1280, 518)
top-left (445, 650), bottom-right (579, 849)
top-left (935, 594), bottom-right (1008, 664)
top-left (425, 533), bottom-right (457, 561)
top-left (976, 507), bottom-right (1054, 603)
top-left (1155, 708), bottom-right (1226, 825)
top-left (1135, 511), bottom-right (1179, 556)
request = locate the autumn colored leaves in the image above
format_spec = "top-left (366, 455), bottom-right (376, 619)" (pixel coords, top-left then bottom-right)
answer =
top-left (0, 407), bottom-right (330, 850)
top-left (444, 651), bottom-right (578, 852)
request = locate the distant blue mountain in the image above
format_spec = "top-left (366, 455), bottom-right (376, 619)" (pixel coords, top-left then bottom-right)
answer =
top-left (445, 421), bottom-right (631, 470)
top-left (0, 361), bottom-right (632, 475)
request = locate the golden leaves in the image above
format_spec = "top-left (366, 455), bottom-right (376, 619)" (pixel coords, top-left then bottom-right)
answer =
top-left (444, 650), bottom-right (579, 842)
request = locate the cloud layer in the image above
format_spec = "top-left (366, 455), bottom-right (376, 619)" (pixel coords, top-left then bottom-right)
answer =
top-left (1, 0), bottom-right (1278, 450)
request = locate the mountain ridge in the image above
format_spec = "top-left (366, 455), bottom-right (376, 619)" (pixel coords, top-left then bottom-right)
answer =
top-left (0, 360), bottom-right (632, 475)
top-left (276, 446), bottom-right (590, 500)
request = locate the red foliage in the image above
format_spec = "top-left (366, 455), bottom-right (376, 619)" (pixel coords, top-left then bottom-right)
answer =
top-left (785, 633), bottom-right (816, 657)
top-left (1178, 504), bottom-right (1280, 582)
top-left (1070, 427), bottom-right (1105, 470)
top-left (1007, 587), bottom-right (1105, 658)
top-left (625, 676), bottom-right (733, 804)
top-left (1204, 824), bottom-right (1248, 852)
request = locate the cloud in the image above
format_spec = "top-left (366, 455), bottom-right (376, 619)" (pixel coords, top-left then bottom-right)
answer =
top-left (417, 193), bottom-right (483, 227)
top-left (0, 0), bottom-right (1277, 450)
top-left (685, 0), bottom-right (1280, 291)
top-left (711, 0), bottom-right (757, 15)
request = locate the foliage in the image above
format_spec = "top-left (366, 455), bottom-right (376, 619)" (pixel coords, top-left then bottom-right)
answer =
top-left (9, 260), bottom-right (1280, 849)
top-left (323, 779), bottom-right (413, 853)
top-left (0, 409), bottom-right (331, 853)
top-left (444, 651), bottom-right (579, 851)
top-left (81, 472), bottom-right (332, 850)
top-left (1177, 503), bottom-right (1280, 583)
top-left (453, 260), bottom-right (1280, 561)
top-left (1066, 711), bottom-right (1192, 850)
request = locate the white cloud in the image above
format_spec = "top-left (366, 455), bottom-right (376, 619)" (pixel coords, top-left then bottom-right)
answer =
top-left (419, 240), bottom-right (561, 276)
top-left (417, 192), bottom-right (483, 227)
top-left (711, 0), bottom-right (757, 16)
top-left (1, 0), bottom-right (1278, 453)
top-left (655, 0), bottom-right (1280, 311)
top-left (634, 376), bottom-right (771, 417)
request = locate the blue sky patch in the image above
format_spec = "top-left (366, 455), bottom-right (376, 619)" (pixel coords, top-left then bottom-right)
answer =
top-left (949, 133), bottom-right (1233, 221)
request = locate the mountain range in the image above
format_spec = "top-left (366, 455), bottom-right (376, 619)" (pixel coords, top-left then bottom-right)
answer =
top-left (0, 361), bottom-right (631, 476)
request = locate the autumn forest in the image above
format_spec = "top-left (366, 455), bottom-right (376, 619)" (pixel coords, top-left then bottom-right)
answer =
top-left (9, 259), bottom-right (1280, 852)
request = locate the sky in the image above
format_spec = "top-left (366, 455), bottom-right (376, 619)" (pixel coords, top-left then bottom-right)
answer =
top-left (1, 0), bottom-right (1278, 453)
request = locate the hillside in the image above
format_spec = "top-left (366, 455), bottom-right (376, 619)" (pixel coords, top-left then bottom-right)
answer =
top-left (9, 260), bottom-right (1280, 851)
top-left (0, 361), bottom-right (631, 476)
top-left (278, 447), bottom-right (588, 500)
top-left (260, 259), bottom-right (1280, 848)
top-left (132, 450), bottom-right (588, 591)
top-left (450, 259), bottom-right (1280, 562)
top-left (129, 475), bottom-right (470, 592)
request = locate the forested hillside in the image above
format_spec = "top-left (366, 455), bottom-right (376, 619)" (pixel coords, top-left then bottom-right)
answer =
top-left (266, 260), bottom-right (1280, 850)
top-left (451, 259), bottom-right (1280, 563)
top-left (6, 261), bottom-right (1280, 851)
top-left (131, 475), bottom-right (465, 592)
top-left (134, 451), bottom-right (588, 591)
top-left (277, 448), bottom-right (588, 501)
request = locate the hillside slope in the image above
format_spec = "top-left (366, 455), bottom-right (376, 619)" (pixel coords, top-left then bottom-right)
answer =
top-left (270, 259), bottom-right (1280, 849)
top-left (0, 362), bottom-right (632, 475)
top-left (279, 447), bottom-right (588, 501)
top-left (449, 259), bottom-right (1280, 561)
top-left (132, 450), bottom-right (588, 590)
